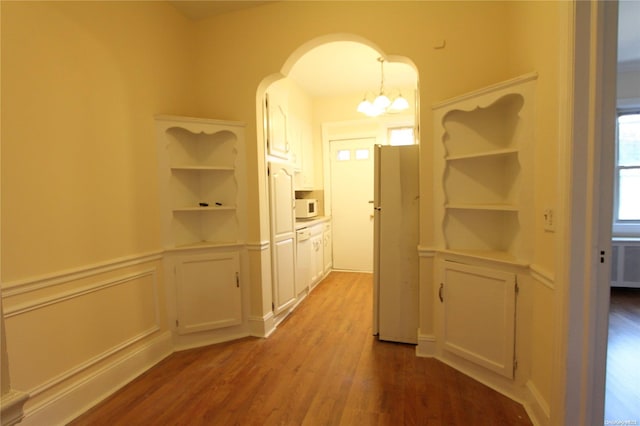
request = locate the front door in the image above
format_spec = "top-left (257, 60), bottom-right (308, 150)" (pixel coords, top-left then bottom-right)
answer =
top-left (329, 138), bottom-right (376, 271)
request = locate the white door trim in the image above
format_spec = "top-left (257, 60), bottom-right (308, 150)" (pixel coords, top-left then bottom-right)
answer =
top-left (554, 1), bottom-right (617, 424)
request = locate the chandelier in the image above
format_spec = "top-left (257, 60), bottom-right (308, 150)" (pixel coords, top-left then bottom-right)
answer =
top-left (357, 57), bottom-right (410, 117)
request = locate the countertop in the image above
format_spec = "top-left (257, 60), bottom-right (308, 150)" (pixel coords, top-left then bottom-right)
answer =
top-left (295, 216), bottom-right (330, 230)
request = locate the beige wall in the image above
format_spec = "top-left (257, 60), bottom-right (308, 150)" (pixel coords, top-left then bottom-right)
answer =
top-left (1, 1), bottom-right (196, 281)
top-left (506, 0), bottom-right (567, 411)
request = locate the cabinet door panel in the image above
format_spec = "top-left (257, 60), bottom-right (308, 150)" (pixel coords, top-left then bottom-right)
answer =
top-left (269, 162), bottom-right (296, 314)
top-left (441, 262), bottom-right (516, 379)
top-left (176, 252), bottom-right (241, 334)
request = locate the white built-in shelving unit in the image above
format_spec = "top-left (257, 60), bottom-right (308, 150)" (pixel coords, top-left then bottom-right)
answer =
top-left (433, 73), bottom-right (537, 266)
top-left (155, 115), bottom-right (248, 347)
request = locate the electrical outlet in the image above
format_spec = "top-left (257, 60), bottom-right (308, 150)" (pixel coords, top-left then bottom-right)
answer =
top-left (543, 208), bottom-right (555, 232)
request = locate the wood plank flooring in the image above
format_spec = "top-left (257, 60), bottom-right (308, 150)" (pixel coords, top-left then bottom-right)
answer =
top-left (605, 287), bottom-right (640, 424)
top-left (69, 272), bottom-right (532, 425)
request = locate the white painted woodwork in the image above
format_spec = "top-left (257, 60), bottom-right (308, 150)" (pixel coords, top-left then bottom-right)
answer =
top-left (329, 137), bottom-right (376, 271)
top-left (266, 89), bottom-right (290, 160)
top-left (175, 251), bottom-right (242, 334)
top-left (269, 162), bottom-right (297, 314)
top-left (156, 116), bottom-right (248, 346)
top-left (293, 113), bottom-right (315, 190)
top-left (156, 116), bottom-right (245, 249)
top-left (440, 261), bottom-right (516, 379)
top-left (433, 73), bottom-right (537, 265)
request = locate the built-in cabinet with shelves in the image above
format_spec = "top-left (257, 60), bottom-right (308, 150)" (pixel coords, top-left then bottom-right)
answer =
top-left (156, 115), bottom-right (247, 348)
top-left (433, 73), bottom-right (536, 265)
top-left (432, 73), bottom-right (536, 384)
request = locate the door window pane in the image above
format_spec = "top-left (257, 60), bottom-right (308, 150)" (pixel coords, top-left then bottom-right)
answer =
top-left (336, 150), bottom-right (351, 161)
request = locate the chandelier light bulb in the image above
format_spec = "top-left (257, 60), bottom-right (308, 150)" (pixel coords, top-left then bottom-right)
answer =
top-left (389, 95), bottom-right (409, 112)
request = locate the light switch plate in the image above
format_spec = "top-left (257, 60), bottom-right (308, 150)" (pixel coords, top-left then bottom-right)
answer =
top-left (543, 208), bottom-right (555, 232)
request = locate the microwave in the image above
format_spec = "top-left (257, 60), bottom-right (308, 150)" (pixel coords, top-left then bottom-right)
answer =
top-left (295, 199), bottom-right (318, 219)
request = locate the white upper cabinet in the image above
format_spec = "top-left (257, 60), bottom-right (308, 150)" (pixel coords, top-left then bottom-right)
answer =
top-left (265, 78), bottom-right (315, 190)
top-left (266, 89), bottom-right (290, 160)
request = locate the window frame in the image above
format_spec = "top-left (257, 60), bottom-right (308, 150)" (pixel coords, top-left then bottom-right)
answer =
top-left (612, 109), bottom-right (640, 237)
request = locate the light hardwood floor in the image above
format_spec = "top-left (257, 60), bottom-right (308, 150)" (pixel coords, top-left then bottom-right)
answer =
top-left (69, 272), bottom-right (532, 425)
top-left (605, 287), bottom-right (640, 424)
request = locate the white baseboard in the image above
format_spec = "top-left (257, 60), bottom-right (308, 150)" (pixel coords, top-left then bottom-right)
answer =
top-left (415, 333), bottom-right (436, 357)
top-left (19, 331), bottom-right (172, 426)
top-left (248, 311), bottom-right (275, 338)
top-left (523, 380), bottom-right (550, 426)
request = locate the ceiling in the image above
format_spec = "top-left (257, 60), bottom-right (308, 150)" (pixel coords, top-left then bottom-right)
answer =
top-left (168, 1), bottom-right (273, 20)
top-left (169, 1), bottom-right (640, 94)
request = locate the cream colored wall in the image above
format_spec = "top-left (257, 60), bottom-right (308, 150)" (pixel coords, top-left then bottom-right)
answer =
top-left (2, 1), bottom-right (196, 281)
top-left (1, 1), bottom-right (194, 422)
top-left (505, 1), bottom-right (567, 417)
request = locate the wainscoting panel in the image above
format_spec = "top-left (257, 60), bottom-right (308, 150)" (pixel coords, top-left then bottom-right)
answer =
top-left (2, 256), bottom-right (169, 424)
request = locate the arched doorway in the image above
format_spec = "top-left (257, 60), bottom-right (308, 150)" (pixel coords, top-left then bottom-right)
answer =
top-left (255, 35), bottom-right (420, 330)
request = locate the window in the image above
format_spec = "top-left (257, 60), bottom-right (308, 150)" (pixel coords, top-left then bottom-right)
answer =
top-left (388, 126), bottom-right (415, 146)
top-left (613, 111), bottom-right (640, 236)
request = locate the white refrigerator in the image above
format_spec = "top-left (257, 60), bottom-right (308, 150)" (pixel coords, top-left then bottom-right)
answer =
top-left (373, 144), bottom-right (420, 344)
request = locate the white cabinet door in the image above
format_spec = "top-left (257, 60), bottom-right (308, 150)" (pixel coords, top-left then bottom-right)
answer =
top-left (175, 251), bottom-right (241, 335)
top-left (266, 91), bottom-right (289, 160)
top-left (439, 261), bottom-right (516, 379)
top-left (269, 162), bottom-right (296, 314)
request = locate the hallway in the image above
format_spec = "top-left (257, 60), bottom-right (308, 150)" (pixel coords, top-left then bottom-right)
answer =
top-left (70, 272), bottom-right (531, 425)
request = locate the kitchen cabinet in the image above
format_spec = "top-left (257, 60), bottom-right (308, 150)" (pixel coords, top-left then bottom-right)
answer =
top-left (293, 116), bottom-right (315, 190)
top-left (265, 89), bottom-right (290, 160)
top-left (437, 260), bottom-right (517, 379)
top-left (269, 162), bottom-right (297, 314)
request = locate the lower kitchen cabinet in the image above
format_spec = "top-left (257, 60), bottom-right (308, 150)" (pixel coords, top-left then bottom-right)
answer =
top-left (171, 250), bottom-right (242, 335)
